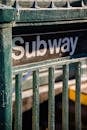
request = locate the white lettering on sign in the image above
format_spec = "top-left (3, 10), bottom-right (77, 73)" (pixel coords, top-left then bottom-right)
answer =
top-left (12, 35), bottom-right (78, 60)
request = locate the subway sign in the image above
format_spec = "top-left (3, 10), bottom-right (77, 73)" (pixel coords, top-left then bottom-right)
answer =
top-left (12, 25), bottom-right (87, 66)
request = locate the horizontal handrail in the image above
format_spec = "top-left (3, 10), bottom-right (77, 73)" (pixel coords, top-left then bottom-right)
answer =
top-left (13, 57), bottom-right (87, 74)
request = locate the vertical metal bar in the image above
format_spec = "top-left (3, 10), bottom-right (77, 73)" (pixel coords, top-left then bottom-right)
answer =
top-left (0, 26), bottom-right (12, 130)
top-left (62, 64), bottom-right (69, 130)
top-left (48, 67), bottom-right (55, 130)
top-left (32, 70), bottom-right (39, 130)
top-left (14, 74), bottom-right (22, 130)
top-left (75, 62), bottom-right (81, 130)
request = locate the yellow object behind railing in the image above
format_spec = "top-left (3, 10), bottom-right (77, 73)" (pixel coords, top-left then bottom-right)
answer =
top-left (69, 89), bottom-right (87, 106)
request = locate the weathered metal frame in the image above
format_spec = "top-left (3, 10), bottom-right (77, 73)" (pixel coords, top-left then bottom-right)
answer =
top-left (15, 7), bottom-right (87, 23)
top-left (0, 2), bottom-right (86, 130)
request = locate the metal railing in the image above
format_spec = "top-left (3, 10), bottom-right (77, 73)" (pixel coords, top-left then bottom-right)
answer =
top-left (0, 0), bottom-right (87, 130)
top-left (12, 57), bottom-right (85, 130)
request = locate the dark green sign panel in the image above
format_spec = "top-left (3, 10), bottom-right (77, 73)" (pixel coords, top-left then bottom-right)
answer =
top-left (12, 24), bottom-right (87, 66)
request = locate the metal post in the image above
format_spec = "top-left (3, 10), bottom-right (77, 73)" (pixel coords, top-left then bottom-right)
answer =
top-left (75, 62), bottom-right (81, 130)
top-left (48, 67), bottom-right (55, 130)
top-left (62, 64), bottom-right (69, 130)
top-left (14, 74), bottom-right (22, 130)
top-left (32, 70), bottom-right (39, 130)
top-left (0, 24), bottom-right (12, 130)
